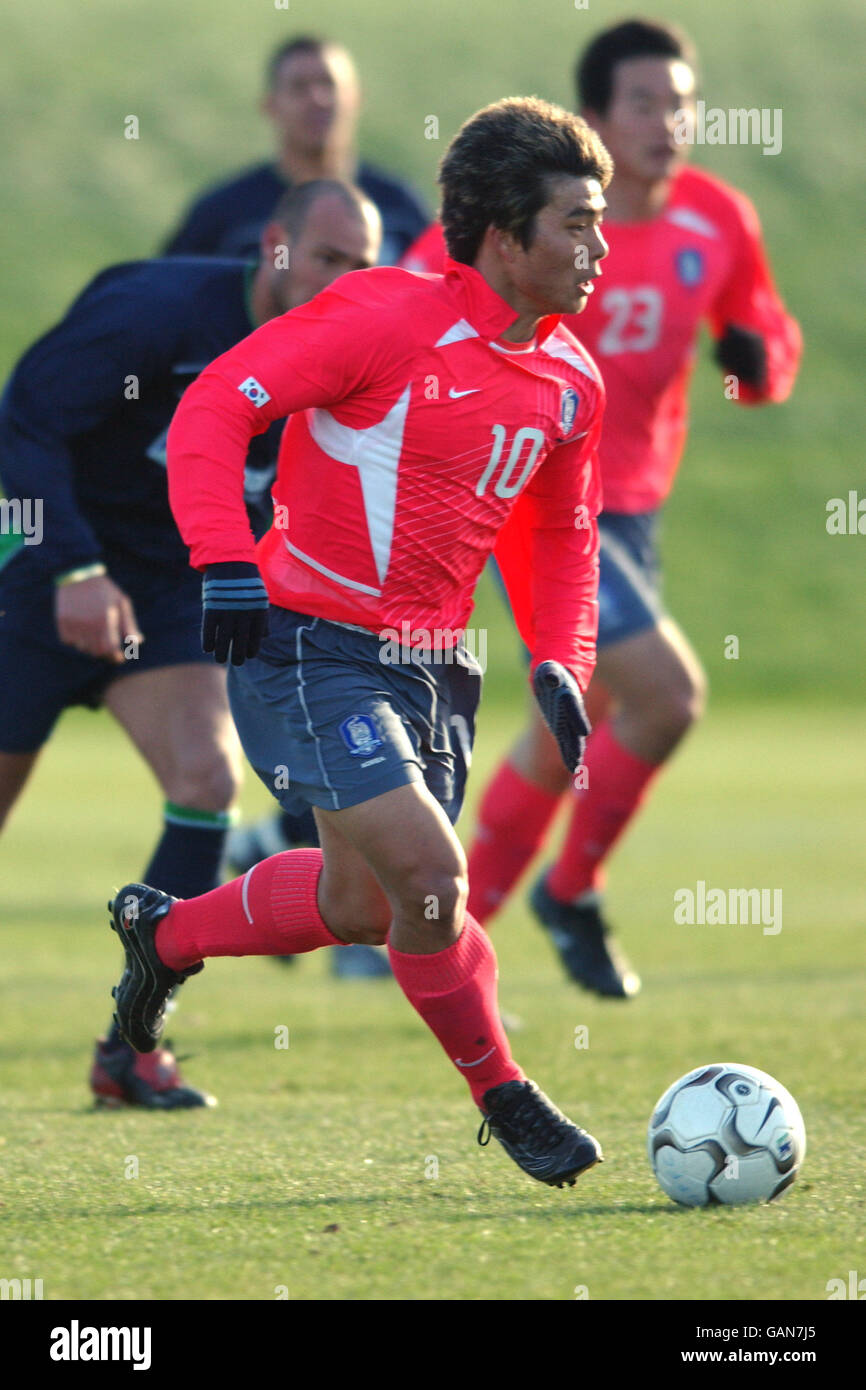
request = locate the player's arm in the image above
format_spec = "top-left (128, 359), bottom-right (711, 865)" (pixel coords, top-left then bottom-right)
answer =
top-left (494, 405), bottom-right (604, 771)
top-left (0, 275), bottom-right (177, 657)
top-left (709, 191), bottom-right (802, 405)
top-left (167, 279), bottom-right (392, 661)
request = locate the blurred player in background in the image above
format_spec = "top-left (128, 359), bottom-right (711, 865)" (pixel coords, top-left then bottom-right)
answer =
top-left (107, 97), bottom-right (613, 1188)
top-left (402, 18), bottom-right (801, 996)
top-left (163, 34), bottom-right (428, 266)
top-left (0, 180), bottom-right (380, 1107)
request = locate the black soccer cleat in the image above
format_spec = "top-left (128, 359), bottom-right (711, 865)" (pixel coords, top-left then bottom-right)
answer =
top-left (478, 1079), bottom-right (603, 1187)
top-left (108, 883), bottom-right (203, 1053)
top-left (90, 1036), bottom-right (216, 1109)
top-left (530, 874), bottom-right (641, 999)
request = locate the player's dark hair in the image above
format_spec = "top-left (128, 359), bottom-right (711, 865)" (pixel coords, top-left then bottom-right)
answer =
top-left (439, 97), bottom-right (613, 266)
top-left (266, 36), bottom-right (347, 90)
top-left (270, 179), bottom-right (371, 241)
top-left (576, 18), bottom-right (697, 114)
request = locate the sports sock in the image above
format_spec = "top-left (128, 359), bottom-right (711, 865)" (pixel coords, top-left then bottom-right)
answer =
top-left (104, 802), bottom-right (236, 1049)
top-left (155, 849), bottom-right (344, 970)
top-left (388, 914), bottom-right (524, 1104)
top-left (546, 721), bottom-right (661, 902)
top-left (467, 760), bottom-right (562, 923)
top-left (145, 802), bottom-right (235, 899)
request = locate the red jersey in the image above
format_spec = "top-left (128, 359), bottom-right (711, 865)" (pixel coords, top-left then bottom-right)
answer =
top-left (167, 258), bottom-right (605, 689)
top-left (400, 166), bottom-right (801, 512)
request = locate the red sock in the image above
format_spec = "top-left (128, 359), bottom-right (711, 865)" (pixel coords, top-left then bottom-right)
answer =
top-left (155, 849), bottom-right (344, 970)
top-left (547, 722), bottom-right (661, 902)
top-left (388, 914), bottom-right (524, 1104)
top-left (467, 760), bottom-right (562, 923)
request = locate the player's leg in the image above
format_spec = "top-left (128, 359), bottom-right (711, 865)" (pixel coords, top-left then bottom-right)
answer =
top-left (317, 779), bottom-right (601, 1183)
top-left (94, 662), bottom-right (242, 1109)
top-left (0, 752), bottom-right (40, 832)
top-left (533, 615), bottom-right (706, 996)
top-left (548, 615), bottom-right (706, 896)
top-left (466, 679), bottom-right (610, 923)
top-left (103, 662), bottom-right (243, 895)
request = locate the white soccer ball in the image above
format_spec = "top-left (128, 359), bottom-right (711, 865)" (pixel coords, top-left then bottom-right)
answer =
top-left (647, 1063), bottom-right (806, 1206)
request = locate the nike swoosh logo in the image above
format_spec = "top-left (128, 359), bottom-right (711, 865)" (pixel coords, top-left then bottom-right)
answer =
top-left (449, 388), bottom-right (481, 398)
top-left (455, 1045), bottom-right (496, 1068)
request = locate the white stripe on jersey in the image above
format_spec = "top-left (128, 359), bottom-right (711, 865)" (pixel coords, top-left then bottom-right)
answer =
top-left (308, 383), bottom-right (412, 586)
top-left (542, 333), bottom-right (598, 381)
top-left (284, 539), bottom-right (382, 596)
top-left (435, 318), bottom-right (480, 348)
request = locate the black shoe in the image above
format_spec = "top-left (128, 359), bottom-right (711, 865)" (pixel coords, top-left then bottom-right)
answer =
top-left (478, 1079), bottom-right (603, 1187)
top-left (90, 1036), bottom-right (216, 1109)
top-left (108, 883), bottom-right (203, 1053)
top-left (530, 875), bottom-right (641, 998)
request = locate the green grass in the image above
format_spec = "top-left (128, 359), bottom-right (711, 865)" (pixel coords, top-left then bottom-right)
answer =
top-left (1, 700), bottom-right (863, 1300)
top-left (0, 0), bottom-right (863, 1305)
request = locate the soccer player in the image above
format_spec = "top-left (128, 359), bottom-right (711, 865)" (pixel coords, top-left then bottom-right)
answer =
top-left (401, 20), bottom-right (801, 996)
top-left (108, 97), bottom-right (613, 1186)
top-left (163, 35), bottom-right (428, 266)
top-left (0, 179), bottom-right (381, 1107)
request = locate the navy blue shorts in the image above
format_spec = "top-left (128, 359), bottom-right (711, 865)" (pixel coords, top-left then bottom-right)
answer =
top-left (595, 510), bottom-right (663, 649)
top-left (493, 508), bottom-right (663, 657)
top-left (227, 607), bottom-right (482, 826)
top-left (0, 563), bottom-right (207, 753)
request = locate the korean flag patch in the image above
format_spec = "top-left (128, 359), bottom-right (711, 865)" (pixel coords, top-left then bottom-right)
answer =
top-left (238, 376), bottom-right (271, 407)
top-left (339, 714), bottom-right (384, 757)
top-left (560, 387), bottom-right (579, 437)
top-left (676, 248), bottom-right (705, 288)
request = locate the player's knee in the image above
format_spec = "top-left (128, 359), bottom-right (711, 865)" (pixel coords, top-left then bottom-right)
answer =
top-left (165, 748), bottom-right (241, 813)
top-left (654, 662), bottom-right (707, 742)
top-left (399, 860), bottom-right (468, 931)
top-left (522, 725), bottom-right (571, 793)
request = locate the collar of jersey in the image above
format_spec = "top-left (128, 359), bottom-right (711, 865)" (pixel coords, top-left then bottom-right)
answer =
top-left (442, 256), bottom-right (562, 348)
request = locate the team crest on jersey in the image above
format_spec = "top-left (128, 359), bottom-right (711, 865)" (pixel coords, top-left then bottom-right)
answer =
top-left (339, 714), bottom-right (383, 757)
top-left (237, 375), bottom-right (271, 407)
top-left (560, 387), bottom-right (579, 436)
top-left (676, 248), bottom-right (705, 287)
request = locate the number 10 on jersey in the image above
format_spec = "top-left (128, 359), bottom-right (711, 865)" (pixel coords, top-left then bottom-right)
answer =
top-left (476, 425), bottom-right (545, 499)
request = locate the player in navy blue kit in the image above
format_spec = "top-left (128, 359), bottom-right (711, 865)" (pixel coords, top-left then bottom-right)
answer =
top-left (163, 35), bottom-right (428, 266)
top-left (0, 179), bottom-right (381, 1107)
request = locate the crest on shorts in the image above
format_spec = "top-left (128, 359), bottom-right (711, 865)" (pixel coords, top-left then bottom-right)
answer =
top-left (339, 714), bottom-right (383, 757)
top-left (676, 248), bottom-right (705, 287)
top-left (560, 387), bottom-right (579, 436)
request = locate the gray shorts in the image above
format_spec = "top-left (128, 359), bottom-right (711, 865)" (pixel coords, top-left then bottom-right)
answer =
top-left (227, 607), bottom-right (482, 826)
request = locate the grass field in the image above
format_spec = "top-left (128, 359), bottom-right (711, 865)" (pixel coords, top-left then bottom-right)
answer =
top-left (1, 0), bottom-right (864, 1308)
top-left (1, 692), bottom-right (863, 1301)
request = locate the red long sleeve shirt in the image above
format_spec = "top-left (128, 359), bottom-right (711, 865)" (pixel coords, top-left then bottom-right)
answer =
top-left (167, 258), bottom-right (605, 689)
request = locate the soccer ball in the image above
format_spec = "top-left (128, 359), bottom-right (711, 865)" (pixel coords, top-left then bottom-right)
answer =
top-left (647, 1063), bottom-right (806, 1206)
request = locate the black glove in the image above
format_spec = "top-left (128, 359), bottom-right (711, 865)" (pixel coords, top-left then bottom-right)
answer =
top-left (713, 324), bottom-right (767, 389)
top-left (202, 561), bottom-right (269, 665)
top-left (532, 660), bottom-right (591, 774)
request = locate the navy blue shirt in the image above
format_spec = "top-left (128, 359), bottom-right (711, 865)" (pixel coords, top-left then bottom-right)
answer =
top-left (0, 258), bottom-right (280, 590)
top-left (162, 161), bottom-right (429, 266)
